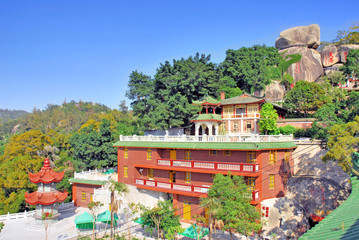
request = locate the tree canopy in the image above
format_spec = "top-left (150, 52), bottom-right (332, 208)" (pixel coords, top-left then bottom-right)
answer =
top-left (259, 103), bottom-right (279, 135)
top-left (221, 45), bottom-right (279, 93)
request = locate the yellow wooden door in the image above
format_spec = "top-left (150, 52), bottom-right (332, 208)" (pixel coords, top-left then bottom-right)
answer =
top-left (170, 150), bottom-right (176, 160)
top-left (183, 202), bottom-right (191, 220)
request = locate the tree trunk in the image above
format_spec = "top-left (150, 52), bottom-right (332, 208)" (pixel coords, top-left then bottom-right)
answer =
top-left (92, 220), bottom-right (95, 240)
top-left (230, 232), bottom-right (233, 240)
top-left (157, 224), bottom-right (160, 240)
top-left (111, 211), bottom-right (114, 240)
top-left (208, 216), bottom-right (213, 240)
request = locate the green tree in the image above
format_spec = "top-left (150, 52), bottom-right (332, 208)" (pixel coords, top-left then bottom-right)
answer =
top-left (208, 174), bottom-right (262, 240)
top-left (259, 103), bottom-right (279, 135)
top-left (334, 22), bottom-right (359, 44)
top-left (283, 81), bottom-right (326, 117)
top-left (88, 201), bottom-right (104, 239)
top-left (221, 45), bottom-right (279, 93)
top-left (108, 180), bottom-right (129, 240)
top-left (127, 53), bottom-right (219, 131)
top-left (138, 199), bottom-right (183, 240)
top-left (322, 116), bottom-right (359, 173)
top-left (340, 49), bottom-right (359, 78)
top-left (198, 195), bottom-right (222, 240)
top-left (70, 118), bottom-right (118, 169)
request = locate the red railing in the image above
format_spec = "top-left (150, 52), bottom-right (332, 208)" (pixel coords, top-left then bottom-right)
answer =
top-left (134, 178), bottom-right (260, 201)
top-left (157, 159), bottom-right (259, 173)
top-left (134, 178), bottom-right (209, 194)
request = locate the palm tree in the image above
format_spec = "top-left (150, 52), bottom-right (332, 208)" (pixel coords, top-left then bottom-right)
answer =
top-left (199, 196), bottom-right (222, 240)
top-left (109, 180), bottom-right (129, 240)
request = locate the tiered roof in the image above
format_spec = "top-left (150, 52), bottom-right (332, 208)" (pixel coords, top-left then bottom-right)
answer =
top-left (221, 93), bottom-right (265, 105)
top-left (25, 190), bottom-right (68, 205)
top-left (28, 158), bottom-right (65, 184)
top-left (25, 158), bottom-right (68, 206)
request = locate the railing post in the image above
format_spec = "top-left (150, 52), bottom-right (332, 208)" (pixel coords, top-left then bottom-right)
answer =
top-left (240, 163), bottom-right (243, 172)
top-left (215, 162), bottom-right (217, 170)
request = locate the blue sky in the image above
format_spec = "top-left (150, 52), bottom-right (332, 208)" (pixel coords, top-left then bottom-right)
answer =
top-left (0, 0), bottom-right (358, 112)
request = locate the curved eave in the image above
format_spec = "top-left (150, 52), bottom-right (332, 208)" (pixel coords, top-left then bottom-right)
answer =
top-left (28, 169), bottom-right (65, 184)
top-left (25, 190), bottom-right (68, 205)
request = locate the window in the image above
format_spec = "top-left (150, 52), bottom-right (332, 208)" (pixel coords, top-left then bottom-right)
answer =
top-left (124, 147), bottom-right (128, 159)
top-left (124, 166), bottom-right (128, 178)
top-left (269, 175), bottom-right (275, 189)
top-left (185, 150), bottom-right (191, 160)
top-left (246, 121), bottom-right (252, 131)
top-left (269, 150), bottom-right (277, 165)
top-left (209, 150), bottom-right (217, 155)
top-left (211, 174), bottom-right (215, 179)
top-left (233, 122), bottom-right (239, 132)
top-left (223, 150), bottom-right (231, 156)
top-left (169, 171), bottom-right (175, 183)
top-left (147, 149), bottom-right (152, 160)
top-left (247, 177), bottom-right (255, 191)
top-left (81, 192), bottom-right (86, 201)
top-left (284, 151), bottom-right (290, 163)
top-left (185, 172), bottom-right (191, 183)
top-left (247, 151), bottom-right (256, 163)
top-left (90, 194), bottom-right (93, 203)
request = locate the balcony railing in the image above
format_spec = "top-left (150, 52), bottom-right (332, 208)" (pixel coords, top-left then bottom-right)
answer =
top-left (222, 113), bottom-right (260, 119)
top-left (157, 159), bottom-right (260, 173)
top-left (135, 178), bottom-right (260, 201)
top-left (135, 178), bottom-right (209, 194)
top-left (120, 134), bottom-right (293, 143)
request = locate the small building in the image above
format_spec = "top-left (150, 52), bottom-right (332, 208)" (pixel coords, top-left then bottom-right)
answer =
top-left (69, 169), bottom-right (112, 210)
top-left (25, 158), bottom-right (68, 220)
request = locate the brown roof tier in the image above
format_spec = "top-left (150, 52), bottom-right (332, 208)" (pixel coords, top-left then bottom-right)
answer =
top-left (28, 158), bottom-right (65, 184)
top-left (25, 190), bottom-right (68, 205)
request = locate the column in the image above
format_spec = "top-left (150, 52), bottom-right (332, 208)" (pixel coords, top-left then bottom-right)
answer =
top-left (241, 119), bottom-right (243, 134)
top-left (195, 123), bottom-right (200, 136)
top-left (208, 123), bottom-right (213, 136)
top-left (227, 120), bottom-right (231, 134)
top-left (215, 123), bottom-right (219, 136)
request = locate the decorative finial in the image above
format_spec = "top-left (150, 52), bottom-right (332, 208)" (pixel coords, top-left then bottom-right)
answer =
top-left (44, 158), bottom-right (50, 168)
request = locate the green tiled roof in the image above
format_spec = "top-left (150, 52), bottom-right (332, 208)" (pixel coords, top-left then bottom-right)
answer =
top-left (113, 141), bottom-right (296, 150)
top-left (299, 176), bottom-right (359, 240)
top-left (69, 178), bottom-right (107, 186)
top-left (192, 96), bottom-right (221, 105)
top-left (191, 114), bottom-right (223, 121)
top-left (221, 94), bottom-right (264, 105)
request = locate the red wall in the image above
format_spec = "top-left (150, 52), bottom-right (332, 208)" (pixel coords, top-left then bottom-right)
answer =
top-left (72, 183), bottom-right (102, 208)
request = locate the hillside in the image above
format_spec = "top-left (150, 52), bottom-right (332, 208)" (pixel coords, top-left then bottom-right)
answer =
top-left (0, 109), bottom-right (28, 123)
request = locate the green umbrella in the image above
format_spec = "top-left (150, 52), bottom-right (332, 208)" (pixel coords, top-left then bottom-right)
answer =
top-left (97, 210), bottom-right (119, 226)
top-left (74, 211), bottom-right (94, 229)
top-left (180, 224), bottom-right (209, 239)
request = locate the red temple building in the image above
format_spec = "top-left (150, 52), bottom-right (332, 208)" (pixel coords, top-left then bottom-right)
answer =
top-left (114, 93), bottom-right (297, 222)
top-left (25, 158), bottom-right (68, 219)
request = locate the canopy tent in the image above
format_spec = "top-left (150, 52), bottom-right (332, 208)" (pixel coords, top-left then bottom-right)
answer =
top-left (97, 210), bottom-right (119, 226)
top-left (103, 169), bottom-right (115, 175)
top-left (180, 224), bottom-right (209, 239)
top-left (74, 211), bottom-right (94, 229)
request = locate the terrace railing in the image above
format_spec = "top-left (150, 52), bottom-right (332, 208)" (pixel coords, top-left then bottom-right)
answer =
top-left (222, 113), bottom-right (260, 119)
top-left (157, 159), bottom-right (260, 173)
top-left (135, 178), bottom-right (259, 201)
top-left (120, 134), bottom-right (293, 143)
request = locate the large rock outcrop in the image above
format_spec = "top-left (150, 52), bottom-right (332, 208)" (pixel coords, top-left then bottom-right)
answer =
top-left (321, 45), bottom-right (340, 67)
top-left (279, 47), bottom-right (323, 83)
top-left (338, 44), bottom-right (359, 62)
top-left (264, 81), bottom-right (286, 102)
top-left (275, 24), bottom-right (320, 50)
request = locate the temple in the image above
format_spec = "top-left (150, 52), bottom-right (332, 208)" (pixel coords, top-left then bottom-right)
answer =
top-left (25, 158), bottom-right (68, 220)
top-left (114, 93), bottom-right (297, 222)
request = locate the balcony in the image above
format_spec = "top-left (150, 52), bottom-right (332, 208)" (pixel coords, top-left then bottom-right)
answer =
top-left (222, 113), bottom-right (260, 119)
top-left (120, 134), bottom-right (293, 143)
top-left (135, 178), bottom-right (260, 202)
top-left (157, 159), bottom-right (259, 173)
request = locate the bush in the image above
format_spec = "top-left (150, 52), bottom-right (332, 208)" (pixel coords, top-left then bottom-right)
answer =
top-left (278, 125), bottom-right (296, 135)
top-left (293, 127), bottom-right (316, 138)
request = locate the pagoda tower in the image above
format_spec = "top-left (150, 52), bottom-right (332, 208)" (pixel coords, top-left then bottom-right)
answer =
top-left (25, 158), bottom-right (68, 220)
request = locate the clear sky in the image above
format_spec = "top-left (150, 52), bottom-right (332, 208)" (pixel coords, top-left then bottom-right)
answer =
top-left (0, 0), bottom-right (358, 112)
